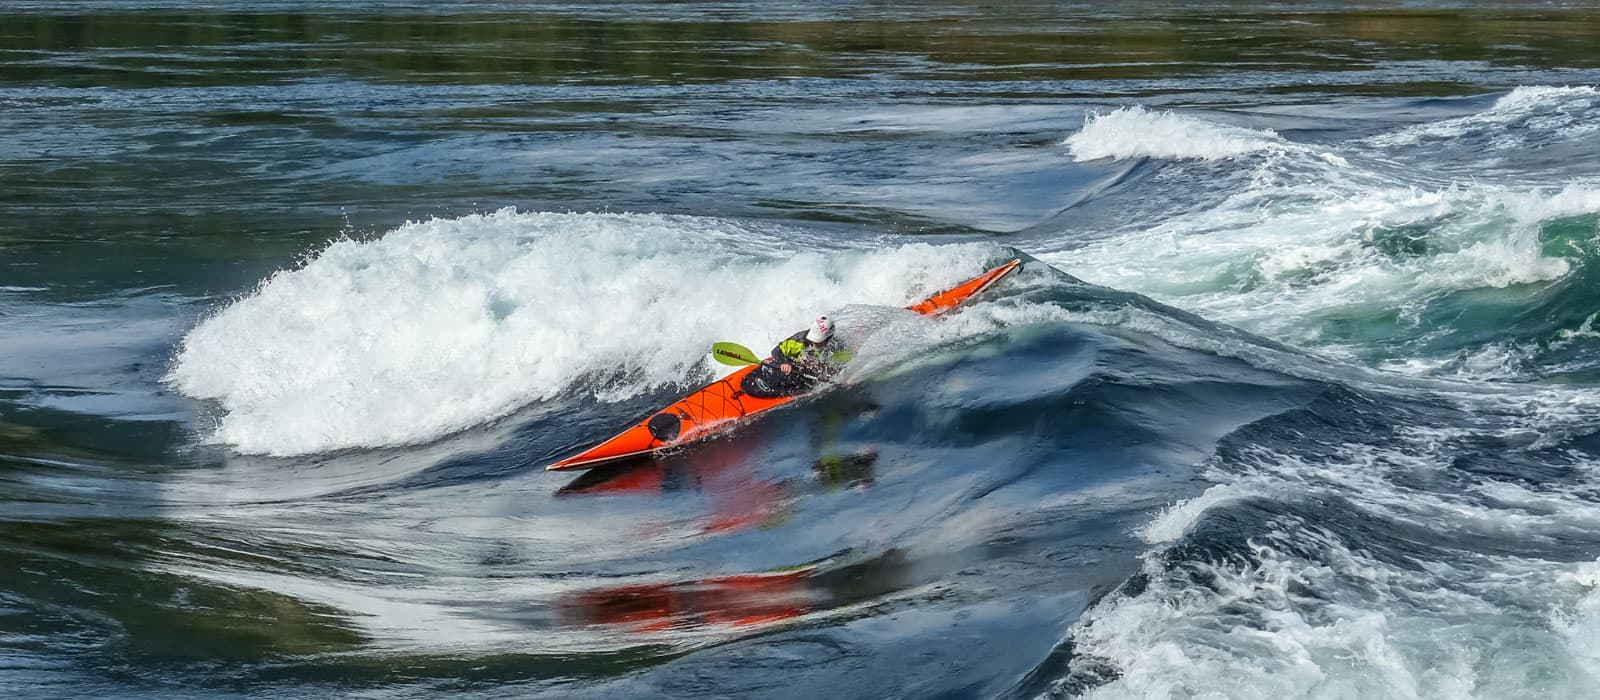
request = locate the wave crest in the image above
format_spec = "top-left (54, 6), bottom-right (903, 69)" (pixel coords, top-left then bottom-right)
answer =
top-left (1064, 106), bottom-right (1286, 162)
top-left (168, 210), bottom-right (1003, 456)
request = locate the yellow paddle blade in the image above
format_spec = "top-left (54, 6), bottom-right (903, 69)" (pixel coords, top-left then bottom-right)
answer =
top-left (711, 341), bottom-right (762, 366)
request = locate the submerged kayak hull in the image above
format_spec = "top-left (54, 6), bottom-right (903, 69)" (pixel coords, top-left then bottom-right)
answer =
top-left (547, 258), bottom-right (1021, 471)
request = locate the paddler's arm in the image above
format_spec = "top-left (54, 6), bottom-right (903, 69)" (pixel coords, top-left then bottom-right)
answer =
top-left (769, 332), bottom-right (807, 374)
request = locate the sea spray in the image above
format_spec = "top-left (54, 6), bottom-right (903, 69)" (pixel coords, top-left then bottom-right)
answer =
top-left (168, 210), bottom-right (1004, 455)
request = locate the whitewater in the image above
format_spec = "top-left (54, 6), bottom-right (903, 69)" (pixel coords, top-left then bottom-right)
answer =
top-left (7, 4), bottom-right (1600, 699)
top-left (169, 213), bottom-right (1004, 455)
top-left (147, 84), bottom-right (1600, 699)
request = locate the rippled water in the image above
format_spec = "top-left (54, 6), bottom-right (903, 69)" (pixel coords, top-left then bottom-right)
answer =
top-left (5, 3), bottom-right (1600, 698)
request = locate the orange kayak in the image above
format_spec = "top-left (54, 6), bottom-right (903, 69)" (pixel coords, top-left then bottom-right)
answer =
top-left (547, 258), bottom-right (1022, 471)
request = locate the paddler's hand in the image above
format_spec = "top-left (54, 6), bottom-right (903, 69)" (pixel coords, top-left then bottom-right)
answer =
top-left (780, 363), bottom-right (793, 374)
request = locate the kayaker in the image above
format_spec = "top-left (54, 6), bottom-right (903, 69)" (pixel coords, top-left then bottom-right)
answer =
top-left (741, 316), bottom-right (849, 398)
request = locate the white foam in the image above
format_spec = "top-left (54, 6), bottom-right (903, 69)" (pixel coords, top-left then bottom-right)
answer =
top-left (168, 209), bottom-right (1006, 456)
top-left (1043, 182), bottom-right (1599, 365)
top-left (1064, 106), bottom-right (1288, 162)
top-left (1049, 90), bottom-right (1600, 378)
top-left (1554, 561), bottom-right (1600, 678)
top-left (1504, 183), bottom-right (1600, 225)
top-left (1369, 85), bottom-right (1600, 148)
top-left (1445, 342), bottom-right (1528, 381)
top-left (1136, 483), bottom-right (1257, 544)
top-left (1069, 392), bottom-right (1600, 699)
top-left (1047, 91), bottom-right (1600, 374)
top-left (1493, 85), bottom-right (1599, 110)
top-left (1071, 536), bottom-right (1510, 700)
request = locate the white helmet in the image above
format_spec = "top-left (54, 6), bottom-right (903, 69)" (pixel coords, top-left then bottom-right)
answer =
top-left (806, 315), bottom-right (834, 343)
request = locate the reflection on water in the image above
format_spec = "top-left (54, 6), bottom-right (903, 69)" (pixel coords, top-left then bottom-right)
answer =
top-left (560, 547), bottom-right (910, 635)
top-left (5, 7), bottom-right (1600, 88)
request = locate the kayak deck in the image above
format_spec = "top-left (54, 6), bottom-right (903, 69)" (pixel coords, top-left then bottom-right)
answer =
top-left (547, 258), bottom-right (1021, 471)
top-left (547, 364), bottom-right (795, 471)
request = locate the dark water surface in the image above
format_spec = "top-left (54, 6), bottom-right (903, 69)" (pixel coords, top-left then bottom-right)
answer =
top-left (5, 3), bottom-right (1600, 698)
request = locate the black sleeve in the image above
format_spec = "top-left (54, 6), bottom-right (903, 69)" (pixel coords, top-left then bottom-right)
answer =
top-left (769, 330), bottom-right (807, 363)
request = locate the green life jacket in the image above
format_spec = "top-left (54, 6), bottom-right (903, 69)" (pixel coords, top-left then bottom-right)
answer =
top-left (778, 338), bottom-right (852, 366)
